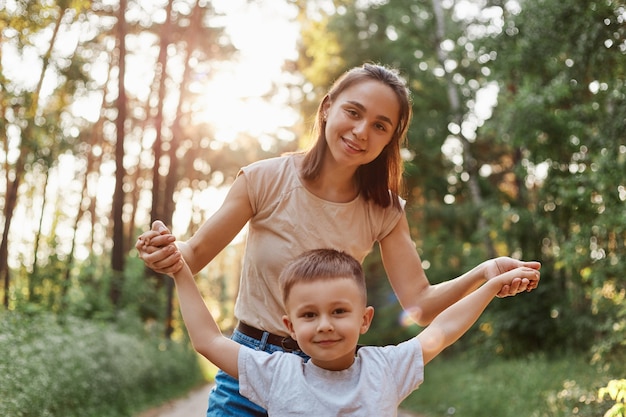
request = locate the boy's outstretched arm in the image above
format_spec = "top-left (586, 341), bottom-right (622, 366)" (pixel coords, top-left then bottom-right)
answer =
top-left (417, 266), bottom-right (540, 365)
top-left (171, 260), bottom-right (241, 378)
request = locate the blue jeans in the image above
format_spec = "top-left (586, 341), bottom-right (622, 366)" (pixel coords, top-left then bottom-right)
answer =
top-left (206, 329), bottom-right (309, 416)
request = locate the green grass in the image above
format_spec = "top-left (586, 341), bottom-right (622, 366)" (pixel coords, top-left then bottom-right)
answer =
top-left (401, 351), bottom-right (622, 417)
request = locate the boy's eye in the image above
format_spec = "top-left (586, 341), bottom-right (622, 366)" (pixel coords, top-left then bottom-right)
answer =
top-left (302, 312), bottom-right (316, 318)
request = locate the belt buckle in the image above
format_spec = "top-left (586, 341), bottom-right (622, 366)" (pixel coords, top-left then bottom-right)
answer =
top-left (280, 336), bottom-right (299, 352)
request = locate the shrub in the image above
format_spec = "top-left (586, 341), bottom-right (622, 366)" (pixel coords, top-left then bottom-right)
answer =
top-left (0, 312), bottom-right (204, 417)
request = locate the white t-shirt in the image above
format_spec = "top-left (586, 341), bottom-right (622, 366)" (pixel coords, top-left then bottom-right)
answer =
top-left (236, 154), bottom-right (406, 335)
top-left (238, 337), bottom-right (424, 416)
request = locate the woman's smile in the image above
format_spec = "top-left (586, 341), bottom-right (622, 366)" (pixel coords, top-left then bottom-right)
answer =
top-left (341, 136), bottom-right (365, 153)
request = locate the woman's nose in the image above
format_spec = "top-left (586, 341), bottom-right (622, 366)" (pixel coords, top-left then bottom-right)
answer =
top-left (352, 120), bottom-right (367, 141)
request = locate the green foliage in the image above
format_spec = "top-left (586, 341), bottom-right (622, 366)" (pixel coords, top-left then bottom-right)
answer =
top-left (402, 352), bottom-right (623, 417)
top-left (0, 312), bottom-right (204, 417)
top-left (10, 254), bottom-right (166, 325)
top-left (478, 0), bottom-right (626, 360)
top-left (600, 379), bottom-right (626, 417)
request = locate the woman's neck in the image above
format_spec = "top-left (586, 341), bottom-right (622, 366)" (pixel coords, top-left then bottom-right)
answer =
top-left (298, 157), bottom-right (359, 203)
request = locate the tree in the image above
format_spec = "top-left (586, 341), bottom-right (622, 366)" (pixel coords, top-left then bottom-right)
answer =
top-left (1, 0), bottom-right (92, 308)
top-left (473, 0), bottom-right (626, 355)
top-left (292, 0), bottom-right (626, 356)
top-left (1, 1), bottom-right (294, 321)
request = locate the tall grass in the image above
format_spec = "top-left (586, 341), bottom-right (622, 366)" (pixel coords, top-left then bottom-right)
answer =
top-left (401, 351), bottom-right (622, 417)
top-left (0, 312), bottom-right (204, 417)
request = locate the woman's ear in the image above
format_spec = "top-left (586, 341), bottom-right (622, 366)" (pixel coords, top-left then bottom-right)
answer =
top-left (321, 95), bottom-right (331, 118)
top-left (360, 306), bottom-right (375, 335)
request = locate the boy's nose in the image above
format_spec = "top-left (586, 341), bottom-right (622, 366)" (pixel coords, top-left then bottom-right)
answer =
top-left (317, 315), bottom-right (334, 331)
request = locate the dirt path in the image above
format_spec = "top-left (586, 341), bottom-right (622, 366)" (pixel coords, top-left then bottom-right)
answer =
top-left (137, 384), bottom-right (211, 417)
top-left (136, 383), bottom-right (424, 417)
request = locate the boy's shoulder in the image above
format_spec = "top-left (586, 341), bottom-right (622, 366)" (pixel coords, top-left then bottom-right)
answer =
top-left (239, 344), bottom-right (301, 362)
top-left (356, 338), bottom-right (423, 368)
top-left (239, 345), bottom-right (305, 376)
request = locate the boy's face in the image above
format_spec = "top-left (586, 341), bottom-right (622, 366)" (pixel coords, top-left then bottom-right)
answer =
top-left (282, 277), bottom-right (374, 371)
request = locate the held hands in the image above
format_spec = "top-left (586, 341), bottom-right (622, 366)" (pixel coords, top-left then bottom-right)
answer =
top-left (135, 220), bottom-right (184, 275)
top-left (484, 257), bottom-right (541, 298)
top-left (488, 265), bottom-right (541, 296)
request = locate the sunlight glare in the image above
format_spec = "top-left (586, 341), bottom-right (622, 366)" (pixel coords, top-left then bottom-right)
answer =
top-left (191, 0), bottom-right (300, 143)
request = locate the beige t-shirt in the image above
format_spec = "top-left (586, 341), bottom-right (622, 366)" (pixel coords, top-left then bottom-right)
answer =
top-left (235, 154), bottom-right (405, 335)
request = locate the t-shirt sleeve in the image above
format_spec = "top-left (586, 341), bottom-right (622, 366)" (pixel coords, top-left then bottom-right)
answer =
top-left (376, 195), bottom-right (407, 241)
top-left (378, 337), bottom-right (425, 401)
top-left (238, 156), bottom-right (287, 216)
top-left (238, 161), bottom-right (262, 215)
top-left (238, 347), bottom-right (282, 409)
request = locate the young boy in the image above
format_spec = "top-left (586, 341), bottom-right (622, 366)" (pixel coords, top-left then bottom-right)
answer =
top-left (169, 248), bottom-right (539, 416)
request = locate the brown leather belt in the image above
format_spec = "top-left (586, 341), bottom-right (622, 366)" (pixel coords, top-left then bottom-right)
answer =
top-left (236, 322), bottom-right (300, 352)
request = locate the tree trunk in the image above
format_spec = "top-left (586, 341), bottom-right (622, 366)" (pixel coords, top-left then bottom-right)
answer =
top-left (30, 163), bottom-right (52, 303)
top-left (149, 0), bottom-right (175, 227)
top-left (157, 0), bottom-right (176, 339)
top-left (0, 161), bottom-right (21, 308)
top-left (110, 0), bottom-right (128, 307)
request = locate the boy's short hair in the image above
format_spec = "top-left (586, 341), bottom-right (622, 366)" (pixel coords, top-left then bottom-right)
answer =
top-left (279, 249), bottom-right (367, 306)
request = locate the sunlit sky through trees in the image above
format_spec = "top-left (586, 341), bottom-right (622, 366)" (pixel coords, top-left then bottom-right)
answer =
top-left (5, 0), bottom-right (301, 266)
top-left (188, 0), bottom-right (300, 144)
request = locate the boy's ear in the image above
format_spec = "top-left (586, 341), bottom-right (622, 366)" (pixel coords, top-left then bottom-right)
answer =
top-left (282, 315), bottom-right (296, 339)
top-left (360, 306), bottom-right (375, 335)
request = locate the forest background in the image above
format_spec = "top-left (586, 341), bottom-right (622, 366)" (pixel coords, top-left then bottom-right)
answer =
top-left (1, 0), bottom-right (625, 416)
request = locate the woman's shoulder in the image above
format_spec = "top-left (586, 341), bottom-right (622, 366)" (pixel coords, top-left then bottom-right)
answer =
top-left (242, 153), bottom-right (300, 174)
top-left (240, 154), bottom-right (304, 202)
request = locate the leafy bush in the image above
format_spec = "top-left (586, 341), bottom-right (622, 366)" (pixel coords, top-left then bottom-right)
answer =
top-left (599, 379), bottom-right (626, 417)
top-left (0, 312), bottom-right (204, 417)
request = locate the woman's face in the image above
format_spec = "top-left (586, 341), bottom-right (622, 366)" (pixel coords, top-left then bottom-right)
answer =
top-left (323, 79), bottom-right (400, 169)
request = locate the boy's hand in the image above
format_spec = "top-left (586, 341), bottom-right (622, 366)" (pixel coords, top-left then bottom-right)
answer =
top-left (490, 266), bottom-right (541, 296)
top-left (136, 221), bottom-right (183, 274)
top-left (484, 257), bottom-right (541, 297)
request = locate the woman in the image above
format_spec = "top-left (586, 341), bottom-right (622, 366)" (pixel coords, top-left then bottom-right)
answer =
top-left (136, 63), bottom-right (540, 417)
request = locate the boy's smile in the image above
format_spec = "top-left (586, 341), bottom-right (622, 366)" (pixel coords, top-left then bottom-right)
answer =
top-left (282, 277), bottom-right (374, 371)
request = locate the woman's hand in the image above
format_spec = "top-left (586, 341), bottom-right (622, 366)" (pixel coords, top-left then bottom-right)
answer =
top-left (484, 257), bottom-right (541, 297)
top-left (135, 220), bottom-right (183, 274)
